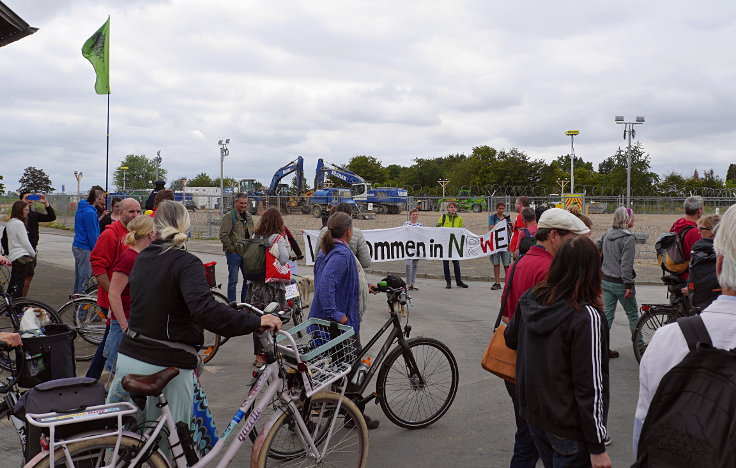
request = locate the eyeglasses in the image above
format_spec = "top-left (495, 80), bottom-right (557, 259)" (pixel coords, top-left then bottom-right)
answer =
top-left (699, 227), bottom-right (711, 231)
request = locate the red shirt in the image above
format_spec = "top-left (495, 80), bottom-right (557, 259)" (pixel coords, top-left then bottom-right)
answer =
top-left (110, 248), bottom-right (139, 322)
top-left (502, 246), bottom-right (553, 319)
top-left (509, 214), bottom-right (526, 253)
top-left (90, 221), bottom-right (130, 309)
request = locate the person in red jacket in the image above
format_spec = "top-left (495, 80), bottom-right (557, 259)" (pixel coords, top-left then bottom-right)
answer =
top-left (87, 198), bottom-right (141, 379)
top-left (500, 208), bottom-right (591, 467)
top-left (670, 195), bottom-right (703, 282)
top-left (509, 197), bottom-right (531, 258)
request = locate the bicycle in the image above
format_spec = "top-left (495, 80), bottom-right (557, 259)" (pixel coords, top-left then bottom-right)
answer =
top-left (632, 274), bottom-right (700, 363)
top-left (24, 303), bottom-right (369, 467)
top-left (200, 276), bottom-right (305, 365)
top-left (345, 283), bottom-right (459, 429)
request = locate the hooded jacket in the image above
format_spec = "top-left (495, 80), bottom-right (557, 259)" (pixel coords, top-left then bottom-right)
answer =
top-left (671, 218), bottom-right (701, 279)
top-left (599, 228), bottom-right (637, 289)
top-left (689, 237), bottom-right (720, 308)
top-left (72, 200), bottom-right (100, 251)
top-left (505, 289), bottom-right (609, 455)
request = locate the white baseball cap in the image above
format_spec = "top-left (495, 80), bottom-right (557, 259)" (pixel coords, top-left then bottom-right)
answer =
top-left (537, 208), bottom-right (590, 235)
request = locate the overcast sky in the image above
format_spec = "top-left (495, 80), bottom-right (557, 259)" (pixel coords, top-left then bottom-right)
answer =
top-left (2, 0), bottom-right (735, 193)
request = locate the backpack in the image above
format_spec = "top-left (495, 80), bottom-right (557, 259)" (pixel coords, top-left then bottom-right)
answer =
top-left (518, 228), bottom-right (536, 258)
top-left (688, 241), bottom-right (720, 309)
top-left (633, 316), bottom-right (736, 468)
top-left (655, 225), bottom-right (695, 274)
top-left (234, 236), bottom-right (270, 282)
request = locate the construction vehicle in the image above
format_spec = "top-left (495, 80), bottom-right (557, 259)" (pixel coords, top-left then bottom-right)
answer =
top-left (315, 159), bottom-right (408, 214)
top-left (436, 190), bottom-right (487, 212)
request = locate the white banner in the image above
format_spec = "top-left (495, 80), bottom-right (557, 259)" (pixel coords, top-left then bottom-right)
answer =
top-left (303, 223), bottom-right (509, 265)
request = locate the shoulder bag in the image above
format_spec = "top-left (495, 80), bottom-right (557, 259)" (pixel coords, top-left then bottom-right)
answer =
top-left (481, 259), bottom-right (519, 383)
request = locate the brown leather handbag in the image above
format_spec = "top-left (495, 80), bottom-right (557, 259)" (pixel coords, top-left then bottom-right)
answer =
top-left (481, 260), bottom-right (519, 383)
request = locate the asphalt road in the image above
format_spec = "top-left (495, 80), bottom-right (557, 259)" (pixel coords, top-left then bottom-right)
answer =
top-left (1, 231), bottom-right (668, 467)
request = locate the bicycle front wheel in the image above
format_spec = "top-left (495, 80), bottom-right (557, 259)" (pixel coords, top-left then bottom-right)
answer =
top-left (32, 434), bottom-right (170, 467)
top-left (57, 297), bottom-right (106, 361)
top-left (255, 391), bottom-right (369, 467)
top-left (199, 290), bottom-right (227, 364)
top-left (633, 307), bottom-right (677, 363)
top-left (0, 298), bottom-right (61, 371)
top-left (376, 337), bottom-right (459, 429)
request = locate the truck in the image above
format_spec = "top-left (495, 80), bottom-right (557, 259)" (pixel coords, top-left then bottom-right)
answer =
top-left (436, 190), bottom-right (487, 212)
top-left (315, 159), bottom-right (408, 214)
top-left (308, 187), bottom-right (359, 218)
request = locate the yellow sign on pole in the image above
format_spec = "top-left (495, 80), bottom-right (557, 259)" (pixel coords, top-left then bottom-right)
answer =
top-left (563, 193), bottom-right (583, 211)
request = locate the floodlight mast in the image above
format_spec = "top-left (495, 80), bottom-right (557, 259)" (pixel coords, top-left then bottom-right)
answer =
top-left (615, 116), bottom-right (645, 207)
top-left (565, 130), bottom-right (580, 193)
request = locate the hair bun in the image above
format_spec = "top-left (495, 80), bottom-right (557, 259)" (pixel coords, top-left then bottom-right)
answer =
top-left (172, 231), bottom-right (188, 246)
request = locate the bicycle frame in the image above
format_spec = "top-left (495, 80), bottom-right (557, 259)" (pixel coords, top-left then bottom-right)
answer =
top-left (25, 329), bottom-right (350, 468)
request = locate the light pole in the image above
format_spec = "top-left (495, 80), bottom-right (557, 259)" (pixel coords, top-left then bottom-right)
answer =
top-left (565, 130), bottom-right (579, 193)
top-left (615, 116), bottom-right (645, 207)
top-left (74, 171), bottom-right (83, 202)
top-left (120, 166), bottom-right (129, 191)
top-left (155, 150), bottom-right (162, 178)
top-left (218, 139), bottom-right (230, 215)
top-left (438, 179), bottom-right (449, 197)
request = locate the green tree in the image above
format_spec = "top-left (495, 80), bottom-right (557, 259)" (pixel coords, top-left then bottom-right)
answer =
top-left (189, 172), bottom-right (215, 187)
top-left (212, 177), bottom-right (238, 189)
top-left (113, 155), bottom-right (167, 190)
top-left (18, 166), bottom-right (55, 193)
top-left (0, 175), bottom-right (5, 194)
top-left (403, 154), bottom-right (466, 189)
top-left (597, 143), bottom-right (659, 194)
top-left (726, 164), bottom-right (736, 182)
top-left (346, 156), bottom-right (386, 184)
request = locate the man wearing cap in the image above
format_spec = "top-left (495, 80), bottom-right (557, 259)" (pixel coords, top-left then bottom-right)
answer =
top-left (145, 181), bottom-right (166, 211)
top-left (500, 208), bottom-right (592, 467)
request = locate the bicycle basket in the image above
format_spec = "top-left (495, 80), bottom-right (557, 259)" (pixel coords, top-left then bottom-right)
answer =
top-left (276, 318), bottom-right (356, 395)
top-left (16, 324), bottom-right (77, 388)
top-left (203, 261), bottom-right (217, 288)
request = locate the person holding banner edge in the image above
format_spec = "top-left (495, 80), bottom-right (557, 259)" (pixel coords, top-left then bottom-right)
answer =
top-left (437, 202), bottom-right (468, 289)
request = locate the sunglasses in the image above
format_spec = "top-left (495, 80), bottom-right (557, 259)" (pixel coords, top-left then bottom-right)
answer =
top-left (699, 227), bottom-right (711, 231)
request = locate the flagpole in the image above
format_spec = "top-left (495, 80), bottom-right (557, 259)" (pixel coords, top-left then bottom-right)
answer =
top-left (105, 92), bottom-right (110, 192)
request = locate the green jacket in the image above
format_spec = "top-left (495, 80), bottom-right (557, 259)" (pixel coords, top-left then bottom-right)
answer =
top-left (219, 209), bottom-right (254, 252)
top-left (436, 213), bottom-right (464, 228)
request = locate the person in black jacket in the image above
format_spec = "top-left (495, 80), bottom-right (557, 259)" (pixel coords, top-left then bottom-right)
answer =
top-left (1, 192), bottom-right (56, 297)
top-left (689, 214), bottom-right (721, 309)
top-left (107, 201), bottom-right (281, 428)
top-left (505, 235), bottom-right (612, 468)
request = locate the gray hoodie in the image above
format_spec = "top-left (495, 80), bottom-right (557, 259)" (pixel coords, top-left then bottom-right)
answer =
top-left (598, 228), bottom-right (636, 289)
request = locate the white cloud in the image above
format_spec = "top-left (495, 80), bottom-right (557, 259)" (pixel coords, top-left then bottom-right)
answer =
top-left (2, 0), bottom-right (736, 193)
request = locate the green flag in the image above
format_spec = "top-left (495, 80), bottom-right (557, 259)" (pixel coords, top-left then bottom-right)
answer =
top-left (81, 17), bottom-right (110, 94)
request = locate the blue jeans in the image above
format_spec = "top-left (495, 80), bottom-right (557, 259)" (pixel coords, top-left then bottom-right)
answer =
top-left (528, 424), bottom-right (592, 468)
top-left (225, 251), bottom-right (248, 302)
top-left (72, 246), bottom-right (92, 294)
top-left (86, 310), bottom-right (109, 380)
top-left (506, 381), bottom-right (540, 468)
top-left (103, 320), bottom-right (123, 372)
top-left (405, 259), bottom-right (419, 286)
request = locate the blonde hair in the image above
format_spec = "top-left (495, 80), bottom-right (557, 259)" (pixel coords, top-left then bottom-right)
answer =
top-left (124, 215), bottom-right (154, 246)
top-left (699, 214), bottom-right (720, 231)
top-left (153, 201), bottom-right (190, 248)
top-left (714, 205), bottom-right (736, 291)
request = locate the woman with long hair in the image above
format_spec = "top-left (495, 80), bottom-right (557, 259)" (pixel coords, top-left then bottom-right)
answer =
top-left (247, 207), bottom-right (291, 367)
top-left (505, 236), bottom-right (611, 467)
top-left (102, 215), bottom-right (155, 382)
top-left (99, 196), bottom-right (122, 232)
top-left (6, 201), bottom-right (35, 298)
top-left (599, 206), bottom-right (637, 358)
top-left (107, 201), bottom-right (280, 451)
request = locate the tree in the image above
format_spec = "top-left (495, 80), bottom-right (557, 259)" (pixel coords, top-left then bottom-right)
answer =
top-left (189, 172), bottom-right (215, 187)
top-left (19, 166), bottom-right (55, 193)
top-left (113, 154), bottom-right (168, 191)
top-left (726, 164), bottom-right (736, 182)
top-left (346, 156), bottom-right (386, 184)
top-left (597, 143), bottom-right (659, 195)
top-left (0, 175), bottom-right (5, 194)
top-left (212, 177), bottom-right (238, 189)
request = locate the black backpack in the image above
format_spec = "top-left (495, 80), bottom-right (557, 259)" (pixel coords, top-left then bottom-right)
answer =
top-left (518, 228), bottom-right (536, 257)
top-left (633, 316), bottom-right (736, 468)
top-left (689, 240), bottom-right (720, 309)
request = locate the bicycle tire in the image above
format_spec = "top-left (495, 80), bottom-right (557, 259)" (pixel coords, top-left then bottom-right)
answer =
top-left (376, 336), bottom-right (459, 429)
top-left (199, 290), bottom-right (227, 364)
top-left (57, 297), bottom-right (106, 361)
top-left (633, 307), bottom-right (678, 363)
top-left (254, 391), bottom-right (369, 467)
top-left (31, 433), bottom-right (170, 467)
top-left (0, 298), bottom-right (62, 372)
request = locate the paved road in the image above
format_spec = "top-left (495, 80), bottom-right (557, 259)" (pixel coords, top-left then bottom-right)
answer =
top-left (2, 231), bottom-right (667, 467)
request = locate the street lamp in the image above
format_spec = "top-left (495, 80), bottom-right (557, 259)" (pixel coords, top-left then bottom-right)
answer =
top-left (74, 171), bottom-right (83, 202)
top-left (155, 150), bottom-right (162, 178)
top-left (218, 139), bottom-right (230, 215)
top-left (120, 166), bottom-right (129, 191)
top-left (615, 115), bottom-right (645, 207)
top-left (565, 130), bottom-right (580, 193)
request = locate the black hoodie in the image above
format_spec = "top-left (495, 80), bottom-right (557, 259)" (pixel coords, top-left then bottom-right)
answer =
top-left (505, 289), bottom-right (609, 454)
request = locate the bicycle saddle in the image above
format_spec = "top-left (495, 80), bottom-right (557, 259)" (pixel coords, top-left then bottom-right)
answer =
top-left (122, 367), bottom-right (180, 397)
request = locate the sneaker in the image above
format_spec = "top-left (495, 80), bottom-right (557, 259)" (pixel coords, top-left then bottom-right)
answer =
top-left (446, 283), bottom-right (452, 289)
top-left (491, 282), bottom-right (501, 290)
top-left (364, 415), bottom-right (380, 430)
top-left (457, 282), bottom-right (469, 288)
top-left (608, 349), bottom-right (620, 359)
top-left (604, 434), bottom-right (612, 446)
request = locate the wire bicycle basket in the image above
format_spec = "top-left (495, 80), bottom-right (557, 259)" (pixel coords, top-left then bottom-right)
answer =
top-left (276, 318), bottom-right (356, 396)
